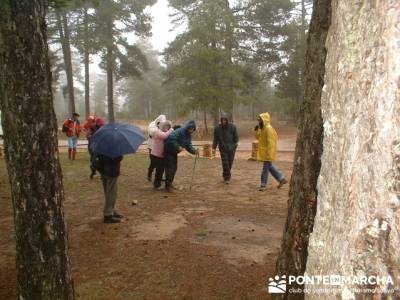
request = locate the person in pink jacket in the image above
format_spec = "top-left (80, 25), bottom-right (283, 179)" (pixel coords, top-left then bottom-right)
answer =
top-left (151, 121), bottom-right (173, 189)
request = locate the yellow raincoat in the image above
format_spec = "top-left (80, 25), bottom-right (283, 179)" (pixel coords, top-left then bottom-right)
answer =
top-left (254, 112), bottom-right (278, 161)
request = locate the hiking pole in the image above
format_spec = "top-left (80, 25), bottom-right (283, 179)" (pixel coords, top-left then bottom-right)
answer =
top-left (189, 149), bottom-right (199, 191)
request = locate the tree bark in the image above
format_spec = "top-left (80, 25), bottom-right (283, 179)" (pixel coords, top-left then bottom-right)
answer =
top-left (83, 7), bottom-right (90, 118)
top-left (273, 1), bottom-right (331, 299)
top-left (203, 109), bottom-right (208, 134)
top-left (305, 1), bottom-right (400, 298)
top-left (0, 1), bottom-right (75, 299)
top-left (106, 16), bottom-right (115, 123)
top-left (56, 9), bottom-right (75, 116)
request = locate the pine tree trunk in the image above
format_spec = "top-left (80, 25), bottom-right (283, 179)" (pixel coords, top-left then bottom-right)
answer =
top-left (56, 10), bottom-right (75, 115)
top-left (203, 110), bottom-right (208, 134)
top-left (273, 1), bottom-right (331, 299)
top-left (83, 7), bottom-right (90, 118)
top-left (106, 16), bottom-right (115, 123)
top-left (0, 1), bottom-right (75, 299)
top-left (306, 1), bottom-right (400, 298)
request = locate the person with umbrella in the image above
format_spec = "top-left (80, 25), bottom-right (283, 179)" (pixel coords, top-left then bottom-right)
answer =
top-left (91, 123), bottom-right (145, 223)
top-left (164, 120), bottom-right (199, 193)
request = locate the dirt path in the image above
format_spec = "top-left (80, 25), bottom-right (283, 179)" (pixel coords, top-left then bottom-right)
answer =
top-left (0, 151), bottom-right (293, 299)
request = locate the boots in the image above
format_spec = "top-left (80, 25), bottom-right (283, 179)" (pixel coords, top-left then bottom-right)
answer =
top-left (72, 148), bottom-right (77, 160)
top-left (68, 148), bottom-right (72, 160)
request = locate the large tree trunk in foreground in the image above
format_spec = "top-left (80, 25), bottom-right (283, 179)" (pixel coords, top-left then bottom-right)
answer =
top-left (273, 1), bottom-right (331, 299)
top-left (0, 1), bottom-right (75, 299)
top-left (306, 1), bottom-right (400, 299)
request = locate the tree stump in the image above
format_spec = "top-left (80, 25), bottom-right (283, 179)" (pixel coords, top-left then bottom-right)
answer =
top-left (203, 144), bottom-right (212, 158)
top-left (249, 142), bottom-right (258, 161)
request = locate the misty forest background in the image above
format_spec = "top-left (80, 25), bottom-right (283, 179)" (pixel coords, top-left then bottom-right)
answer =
top-left (50, 0), bottom-right (312, 132)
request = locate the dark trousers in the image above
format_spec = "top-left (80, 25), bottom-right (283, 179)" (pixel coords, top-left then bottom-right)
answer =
top-left (220, 149), bottom-right (236, 181)
top-left (88, 139), bottom-right (96, 175)
top-left (165, 152), bottom-right (178, 188)
top-left (152, 155), bottom-right (165, 188)
top-left (147, 149), bottom-right (156, 178)
top-left (101, 175), bottom-right (118, 216)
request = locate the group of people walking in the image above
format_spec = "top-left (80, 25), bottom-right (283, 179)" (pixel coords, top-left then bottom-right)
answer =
top-left (62, 111), bottom-right (287, 223)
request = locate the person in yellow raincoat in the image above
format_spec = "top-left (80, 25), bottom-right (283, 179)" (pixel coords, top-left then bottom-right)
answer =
top-left (254, 112), bottom-right (287, 191)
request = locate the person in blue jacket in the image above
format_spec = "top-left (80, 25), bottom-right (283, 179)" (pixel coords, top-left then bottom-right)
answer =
top-left (164, 120), bottom-right (198, 192)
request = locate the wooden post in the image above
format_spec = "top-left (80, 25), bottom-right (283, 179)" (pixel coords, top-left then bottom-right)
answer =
top-left (203, 144), bottom-right (212, 158)
top-left (249, 142), bottom-right (258, 161)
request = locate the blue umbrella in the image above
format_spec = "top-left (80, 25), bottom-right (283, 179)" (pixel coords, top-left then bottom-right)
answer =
top-left (90, 123), bottom-right (145, 159)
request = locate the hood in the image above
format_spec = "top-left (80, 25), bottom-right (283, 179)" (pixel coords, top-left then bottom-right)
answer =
top-left (220, 112), bottom-right (231, 124)
top-left (154, 114), bottom-right (166, 126)
top-left (95, 117), bottom-right (106, 127)
top-left (160, 120), bottom-right (172, 131)
top-left (259, 112), bottom-right (271, 125)
top-left (183, 120), bottom-right (196, 132)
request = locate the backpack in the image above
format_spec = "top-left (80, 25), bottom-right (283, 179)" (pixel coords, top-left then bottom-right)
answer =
top-left (91, 154), bottom-right (103, 173)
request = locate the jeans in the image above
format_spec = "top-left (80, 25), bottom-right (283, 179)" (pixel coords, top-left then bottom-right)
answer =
top-left (68, 136), bottom-right (78, 149)
top-left (261, 161), bottom-right (284, 186)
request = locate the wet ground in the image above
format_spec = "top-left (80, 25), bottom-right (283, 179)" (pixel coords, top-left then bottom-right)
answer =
top-left (0, 125), bottom-right (297, 299)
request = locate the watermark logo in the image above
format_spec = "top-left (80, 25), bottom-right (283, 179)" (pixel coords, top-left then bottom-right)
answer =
top-left (268, 275), bottom-right (287, 294)
top-left (266, 274), bottom-right (394, 295)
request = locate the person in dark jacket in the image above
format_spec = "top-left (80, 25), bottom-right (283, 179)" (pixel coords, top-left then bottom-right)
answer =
top-left (212, 113), bottom-right (239, 184)
top-left (164, 120), bottom-right (198, 192)
top-left (96, 155), bottom-right (123, 223)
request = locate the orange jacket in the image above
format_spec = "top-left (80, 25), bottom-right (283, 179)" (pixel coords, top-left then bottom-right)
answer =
top-left (62, 119), bottom-right (81, 138)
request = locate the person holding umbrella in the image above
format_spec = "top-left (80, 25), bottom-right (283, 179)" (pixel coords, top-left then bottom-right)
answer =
top-left (254, 112), bottom-right (287, 191)
top-left (90, 123), bottom-right (145, 223)
top-left (212, 112), bottom-right (239, 184)
top-left (164, 120), bottom-right (199, 193)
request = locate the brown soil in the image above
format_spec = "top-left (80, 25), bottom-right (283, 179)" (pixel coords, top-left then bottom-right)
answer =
top-left (0, 149), bottom-right (293, 300)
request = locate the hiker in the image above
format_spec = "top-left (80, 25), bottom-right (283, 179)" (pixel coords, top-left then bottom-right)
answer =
top-left (212, 112), bottom-right (239, 184)
top-left (164, 120), bottom-right (198, 192)
top-left (93, 154), bottom-right (124, 223)
top-left (83, 115), bottom-right (106, 178)
top-left (254, 112), bottom-right (287, 191)
top-left (151, 120), bottom-right (173, 190)
top-left (147, 115), bottom-right (166, 181)
top-left (62, 112), bottom-right (81, 160)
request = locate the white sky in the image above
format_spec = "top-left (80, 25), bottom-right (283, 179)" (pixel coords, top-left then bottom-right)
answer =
top-left (147, 0), bottom-right (183, 53)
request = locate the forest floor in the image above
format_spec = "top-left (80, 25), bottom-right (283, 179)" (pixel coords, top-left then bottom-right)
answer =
top-left (0, 131), bottom-right (295, 300)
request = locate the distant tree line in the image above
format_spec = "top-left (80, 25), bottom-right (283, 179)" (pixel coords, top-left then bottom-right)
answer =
top-left (48, 0), bottom-right (312, 127)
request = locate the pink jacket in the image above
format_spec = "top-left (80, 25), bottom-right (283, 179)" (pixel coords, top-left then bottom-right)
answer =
top-left (151, 128), bottom-right (173, 158)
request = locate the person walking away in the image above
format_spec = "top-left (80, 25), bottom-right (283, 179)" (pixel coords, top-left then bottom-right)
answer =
top-left (84, 115), bottom-right (106, 178)
top-left (151, 121), bottom-right (173, 190)
top-left (253, 112), bottom-right (287, 191)
top-left (212, 112), bottom-right (239, 184)
top-left (164, 120), bottom-right (198, 192)
top-left (62, 112), bottom-right (81, 160)
top-left (94, 154), bottom-right (124, 223)
top-left (147, 115), bottom-right (166, 181)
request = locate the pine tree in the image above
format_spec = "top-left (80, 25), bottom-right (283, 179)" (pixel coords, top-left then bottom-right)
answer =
top-left (0, 0), bottom-right (75, 298)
